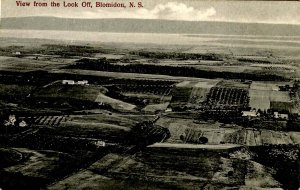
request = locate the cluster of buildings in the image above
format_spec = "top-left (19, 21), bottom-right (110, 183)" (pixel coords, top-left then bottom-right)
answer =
top-left (3, 115), bottom-right (28, 127)
top-left (242, 110), bottom-right (289, 120)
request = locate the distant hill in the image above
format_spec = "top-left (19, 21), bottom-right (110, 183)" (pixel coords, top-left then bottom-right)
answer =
top-left (1, 16), bottom-right (300, 36)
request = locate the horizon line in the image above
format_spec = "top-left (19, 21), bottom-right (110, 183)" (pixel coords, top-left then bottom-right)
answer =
top-left (2, 16), bottom-right (300, 26)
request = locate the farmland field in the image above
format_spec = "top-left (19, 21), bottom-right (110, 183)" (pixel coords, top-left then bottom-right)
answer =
top-left (33, 84), bottom-right (108, 102)
top-left (249, 82), bottom-right (292, 111)
top-left (170, 80), bottom-right (220, 108)
top-left (0, 57), bottom-right (68, 72)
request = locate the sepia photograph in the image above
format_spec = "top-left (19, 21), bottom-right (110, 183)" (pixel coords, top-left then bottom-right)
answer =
top-left (1, 0), bottom-right (300, 189)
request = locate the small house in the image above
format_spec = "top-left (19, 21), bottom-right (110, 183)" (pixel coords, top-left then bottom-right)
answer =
top-left (62, 80), bottom-right (75, 85)
top-left (76, 80), bottom-right (89, 85)
top-left (274, 112), bottom-right (289, 120)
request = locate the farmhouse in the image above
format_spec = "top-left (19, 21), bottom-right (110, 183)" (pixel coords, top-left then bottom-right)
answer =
top-left (274, 112), bottom-right (289, 120)
top-left (62, 80), bottom-right (89, 85)
top-left (242, 110), bottom-right (260, 117)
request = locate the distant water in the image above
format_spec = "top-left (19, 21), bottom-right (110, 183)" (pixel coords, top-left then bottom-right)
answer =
top-left (1, 29), bottom-right (300, 49)
top-left (0, 29), bottom-right (214, 45)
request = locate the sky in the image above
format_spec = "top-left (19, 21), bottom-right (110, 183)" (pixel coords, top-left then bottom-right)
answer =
top-left (1, 0), bottom-right (300, 24)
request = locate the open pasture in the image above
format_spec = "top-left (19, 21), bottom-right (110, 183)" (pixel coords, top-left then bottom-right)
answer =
top-left (0, 57), bottom-right (68, 72)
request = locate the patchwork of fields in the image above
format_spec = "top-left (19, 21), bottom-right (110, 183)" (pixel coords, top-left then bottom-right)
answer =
top-left (157, 117), bottom-right (300, 146)
top-left (170, 79), bottom-right (294, 113)
top-left (0, 34), bottom-right (300, 190)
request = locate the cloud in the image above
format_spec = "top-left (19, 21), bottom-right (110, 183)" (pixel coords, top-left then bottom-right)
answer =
top-left (55, 2), bottom-right (216, 21)
top-left (142, 2), bottom-right (216, 21)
